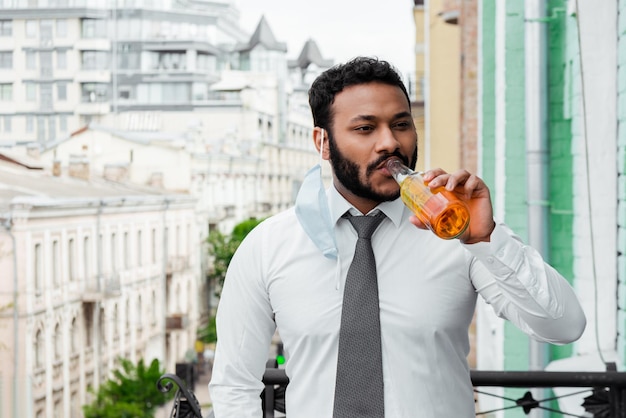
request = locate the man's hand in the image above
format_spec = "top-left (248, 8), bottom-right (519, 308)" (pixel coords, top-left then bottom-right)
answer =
top-left (408, 168), bottom-right (496, 244)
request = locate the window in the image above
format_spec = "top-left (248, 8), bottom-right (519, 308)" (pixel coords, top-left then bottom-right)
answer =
top-left (68, 238), bottom-right (75, 281)
top-left (137, 296), bottom-right (142, 325)
top-left (83, 236), bottom-right (90, 279)
top-left (151, 291), bottom-right (157, 325)
top-left (0, 51), bottom-right (12, 69)
top-left (136, 230), bottom-right (142, 266)
top-left (39, 20), bottom-right (52, 44)
top-left (81, 83), bottom-right (109, 103)
top-left (39, 51), bottom-right (52, 77)
top-left (123, 232), bottom-right (129, 269)
top-left (25, 20), bottom-right (37, 38)
top-left (3, 116), bottom-right (11, 133)
top-left (99, 307), bottom-right (105, 346)
top-left (26, 51), bottom-right (36, 70)
top-left (57, 50), bottom-right (66, 69)
top-left (112, 304), bottom-right (119, 340)
top-left (26, 115), bottom-right (34, 133)
top-left (59, 115), bottom-right (67, 133)
top-left (52, 240), bottom-right (60, 285)
top-left (151, 51), bottom-right (186, 71)
top-left (118, 45), bottom-right (139, 70)
top-left (55, 19), bottom-right (66, 37)
top-left (111, 233), bottom-right (117, 273)
top-left (57, 82), bottom-right (66, 101)
top-left (34, 243), bottom-right (43, 292)
top-left (0, 83), bottom-right (12, 100)
top-left (0, 20), bottom-right (12, 36)
top-left (47, 116), bottom-right (56, 139)
top-left (53, 399), bottom-right (62, 418)
top-left (53, 323), bottom-right (61, 360)
top-left (125, 299), bottom-right (130, 332)
top-left (118, 86), bottom-right (131, 100)
top-left (151, 228), bottom-right (156, 263)
top-left (175, 225), bottom-right (180, 256)
top-left (35, 329), bottom-right (44, 367)
top-left (26, 83), bottom-right (37, 101)
top-left (83, 304), bottom-right (93, 348)
top-left (81, 19), bottom-right (107, 38)
top-left (40, 83), bottom-right (52, 109)
top-left (70, 318), bottom-right (77, 353)
top-left (36, 115), bottom-right (46, 141)
top-left (81, 50), bottom-right (109, 70)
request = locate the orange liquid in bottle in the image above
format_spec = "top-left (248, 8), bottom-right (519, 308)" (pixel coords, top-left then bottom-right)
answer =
top-left (399, 177), bottom-right (470, 240)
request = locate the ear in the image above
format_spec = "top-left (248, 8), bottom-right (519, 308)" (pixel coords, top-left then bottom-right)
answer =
top-left (313, 127), bottom-right (331, 160)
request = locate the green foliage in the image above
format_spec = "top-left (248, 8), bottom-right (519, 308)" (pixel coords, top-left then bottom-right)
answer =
top-left (206, 218), bottom-right (263, 299)
top-left (197, 315), bottom-right (218, 344)
top-left (203, 218), bottom-right (264, 344)
top-left (83, 358), bottom-right (172, 418)
top-left (231, 218), bottom-right (264, 242)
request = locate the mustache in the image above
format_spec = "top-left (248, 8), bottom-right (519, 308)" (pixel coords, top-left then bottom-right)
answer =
top-left (367, 152), bottom-right (409, 175)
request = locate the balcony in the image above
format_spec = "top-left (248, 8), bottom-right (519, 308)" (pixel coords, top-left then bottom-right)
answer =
top-left (167, 255), bottom-right (189, 274)
top-left (81, 274), bottom-right (121, 301)
top-left (166, 314), bottom-right (188, 331)
top-left (160, 361), bottom-right (626, 418)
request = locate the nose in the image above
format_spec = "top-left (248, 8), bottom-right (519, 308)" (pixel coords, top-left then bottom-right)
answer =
top-left (375, 126), bottom-right (401, 153)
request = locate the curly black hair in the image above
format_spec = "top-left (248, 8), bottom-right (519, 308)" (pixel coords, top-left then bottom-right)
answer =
top-left (308, 56), bottom-right (410, 132)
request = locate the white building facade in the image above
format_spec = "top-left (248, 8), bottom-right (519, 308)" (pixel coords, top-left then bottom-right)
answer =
top-left (0, 156), bottom-right (199, 418)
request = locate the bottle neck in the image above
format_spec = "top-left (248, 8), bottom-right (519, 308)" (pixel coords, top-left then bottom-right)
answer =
top-left (386, 159), bottom-right (415, 184)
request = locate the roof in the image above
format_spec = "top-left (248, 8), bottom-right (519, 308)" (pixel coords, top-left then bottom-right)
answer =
top-left (290, 39), bottom-right (334, 69)
top-left (0, 149), bottom-right (44, 170)
top-left (236, 15), bottom-right (287, 53)
top-left (0, 159), bottom-right (190, 214)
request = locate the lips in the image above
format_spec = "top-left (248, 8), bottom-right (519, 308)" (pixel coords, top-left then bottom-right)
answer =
top-left (377, 157), bottom-right (402, 176)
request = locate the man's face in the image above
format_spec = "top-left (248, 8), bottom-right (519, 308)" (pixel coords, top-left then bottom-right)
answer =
top-left (326, 82), bottom-right (418, 212)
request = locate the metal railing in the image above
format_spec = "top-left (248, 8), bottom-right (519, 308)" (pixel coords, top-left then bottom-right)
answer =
top-left (159, 362), bottom-right (626, 417)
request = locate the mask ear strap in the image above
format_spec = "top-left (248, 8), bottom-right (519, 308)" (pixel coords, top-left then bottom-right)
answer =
top-left (319, 128), bottom-right (325, 165)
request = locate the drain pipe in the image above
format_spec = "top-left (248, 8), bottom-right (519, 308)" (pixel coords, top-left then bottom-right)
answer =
top-left (525, 0), bottom-right (549, 415)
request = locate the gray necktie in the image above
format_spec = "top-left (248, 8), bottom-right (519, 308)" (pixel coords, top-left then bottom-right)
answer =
top-left (333, 212), bottom-right (386, 418)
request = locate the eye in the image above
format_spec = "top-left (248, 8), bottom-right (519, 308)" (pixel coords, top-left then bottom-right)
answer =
top-left (393, 120), bottom-right (412, 130)
top-left (355, 125), bottom-right (374, 132)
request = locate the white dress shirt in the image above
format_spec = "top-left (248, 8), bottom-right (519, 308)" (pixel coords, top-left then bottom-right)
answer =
top-left (209, 185), bottom-right (586, 418)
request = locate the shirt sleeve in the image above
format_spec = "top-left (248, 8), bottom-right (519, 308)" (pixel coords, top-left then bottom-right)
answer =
top-left (208, 229), bottom-right (276, 417)
top-left (463, 222), bottom-right (586, 345)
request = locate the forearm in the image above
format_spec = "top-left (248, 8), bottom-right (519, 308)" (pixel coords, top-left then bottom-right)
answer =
top-left (467, 223), bottom-right (586, 344)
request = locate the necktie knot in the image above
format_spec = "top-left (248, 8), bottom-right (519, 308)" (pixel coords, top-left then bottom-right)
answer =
top-left (346, 212), bottom-right (386, 240)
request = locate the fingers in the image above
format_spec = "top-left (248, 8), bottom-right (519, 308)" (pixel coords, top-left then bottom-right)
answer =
top-left (422, 169), bottom-right (484, 198)
top-left (408, 214), bottom-right (428, 230)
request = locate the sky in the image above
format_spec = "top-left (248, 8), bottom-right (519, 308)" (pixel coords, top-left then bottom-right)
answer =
top-left (233, 0), bottom-right (416, 77)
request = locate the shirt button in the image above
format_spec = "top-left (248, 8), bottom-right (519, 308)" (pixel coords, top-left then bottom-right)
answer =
top-left (497, 250), bottom-right (505, 257)
top-left (487, 257), bottom-right (494, 264)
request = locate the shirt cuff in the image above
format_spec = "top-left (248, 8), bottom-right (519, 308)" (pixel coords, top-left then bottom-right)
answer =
top-left (461, 223), bottom-right (522, 276)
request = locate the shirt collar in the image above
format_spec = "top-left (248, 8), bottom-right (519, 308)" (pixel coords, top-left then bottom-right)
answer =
top-left (328, 183), bottom-right (408, 228)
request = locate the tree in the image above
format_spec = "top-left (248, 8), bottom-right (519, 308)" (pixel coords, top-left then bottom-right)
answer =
top-left (199, 218), bottom-right (263, 344)
top-left (206, 218), bottom-right (264, 299)
top-left (83, 358), bottom-right (173, 418)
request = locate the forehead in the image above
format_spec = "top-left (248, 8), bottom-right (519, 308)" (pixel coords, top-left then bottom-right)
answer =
top-left (331, 82), bottom-right (410, 122)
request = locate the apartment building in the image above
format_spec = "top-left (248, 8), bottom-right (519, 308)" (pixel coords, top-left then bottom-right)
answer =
top-left (0, 0), bottom-right (253, 145)
top-left (0, 151), bottom-right (199, 417)
top-left (0, 0), bottom-right (334, 226)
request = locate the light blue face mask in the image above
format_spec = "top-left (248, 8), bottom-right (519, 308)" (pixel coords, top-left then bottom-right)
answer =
top-left (294, 128), bottom-right (338, 259)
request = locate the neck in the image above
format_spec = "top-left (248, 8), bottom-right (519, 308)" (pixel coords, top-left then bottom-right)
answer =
top-left (333, 180), bottom-right (379, 215)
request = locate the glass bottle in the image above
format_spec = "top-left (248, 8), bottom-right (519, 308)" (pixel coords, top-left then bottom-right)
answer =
top-left (386, 159), bottom-right (470, 239)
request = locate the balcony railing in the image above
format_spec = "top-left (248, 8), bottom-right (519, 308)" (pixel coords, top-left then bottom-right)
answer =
top-left (159, 362), bottom-right (626, 418)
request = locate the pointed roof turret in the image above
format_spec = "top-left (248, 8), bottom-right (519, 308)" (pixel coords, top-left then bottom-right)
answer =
top-left (294, 38), bottom-right (333, 69)
top-left (236, 15), bottom-right (287, 52)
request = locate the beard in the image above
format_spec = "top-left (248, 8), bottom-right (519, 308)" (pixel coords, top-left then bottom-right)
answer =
top-left (327, 131), bottom-right (418, 203)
